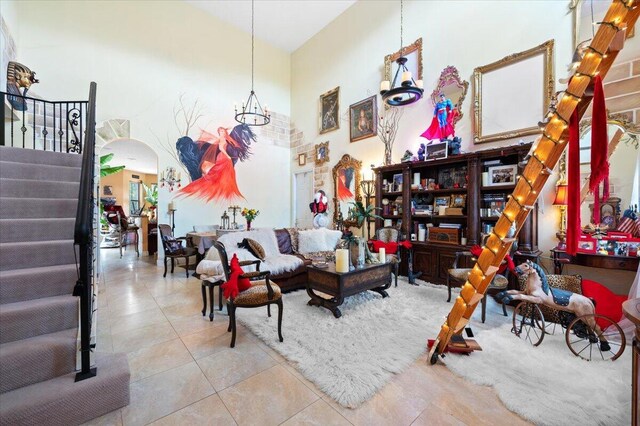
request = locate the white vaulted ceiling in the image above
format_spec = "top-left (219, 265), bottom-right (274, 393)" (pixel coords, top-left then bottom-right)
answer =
top-left (184, 0), bottom-right (357, 53)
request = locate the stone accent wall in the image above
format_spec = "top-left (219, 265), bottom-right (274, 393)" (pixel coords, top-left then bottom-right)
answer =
top-left (290, 122), bottom-right (329, 192)
top-left (254, 111), bottom-right (290, 148)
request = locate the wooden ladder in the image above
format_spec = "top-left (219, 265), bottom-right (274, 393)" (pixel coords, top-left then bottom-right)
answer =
top-left (429, 0), bottom-right (640, 364)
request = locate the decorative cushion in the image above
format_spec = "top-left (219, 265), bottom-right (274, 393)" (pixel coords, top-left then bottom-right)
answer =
top-left (298, 228), bottom-right (343, 254)
top-left (221, 254), bottom-right (252, 299)
top-left (489, 274), bottom-right (508, 289)
top-left (275, 229), bottom-right (293, 254)
top-left (233, 282), bottom-right (281, 305)
top-left (162, 236), bottom-right (183, 255)
top-left (370, 240), bottom-right (399, 254)
top-left (448, 268), bottom-right (472, 281)
top-left (238, 238), bottom-right (266, 261)
top-left (285, 228), bottom-right (300, 252)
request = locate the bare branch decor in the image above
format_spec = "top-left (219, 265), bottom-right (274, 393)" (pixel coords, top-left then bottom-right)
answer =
top-left (377, 107), bottom-right (404, 166)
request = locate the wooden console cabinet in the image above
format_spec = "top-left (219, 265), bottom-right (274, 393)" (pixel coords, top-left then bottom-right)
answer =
top-left (374, 143), bottom-right (540, 285)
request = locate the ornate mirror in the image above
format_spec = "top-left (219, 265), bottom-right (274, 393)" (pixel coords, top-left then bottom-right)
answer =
top-left (578, 113), bottom-right (640, 229)
top-left (431, 66), bottom-right (469, 125)
top-left (332, 154), bottom-right (362, 227)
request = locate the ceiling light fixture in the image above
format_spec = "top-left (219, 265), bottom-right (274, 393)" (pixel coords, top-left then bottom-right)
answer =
top-left (235, 0), bottom-right (270, 126)
top-left (380, 0), bottom-right (423, 107)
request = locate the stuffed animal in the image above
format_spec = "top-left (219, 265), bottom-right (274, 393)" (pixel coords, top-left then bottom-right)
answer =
top-left (221, 254), bottom-right (252, 299)
top-left (449, 137), bottom-right (462, 155)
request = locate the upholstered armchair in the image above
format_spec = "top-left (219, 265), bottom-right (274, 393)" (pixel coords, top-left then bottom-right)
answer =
top-left (213, 240), bottom-right (284, 348)
top-left (446, 251), bottom-right (509, 323)
top-left (158, 224), bottom-right (198, 278)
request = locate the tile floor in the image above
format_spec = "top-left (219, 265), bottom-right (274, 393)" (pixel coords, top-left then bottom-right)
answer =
top-left (86, 249), bottom-right (531, 426)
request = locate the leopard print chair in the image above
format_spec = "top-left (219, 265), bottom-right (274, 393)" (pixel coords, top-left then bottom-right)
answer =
top-left (213, 240), bottom-right (284, 348)
top-left (373, 227), bottom-right (402, 287)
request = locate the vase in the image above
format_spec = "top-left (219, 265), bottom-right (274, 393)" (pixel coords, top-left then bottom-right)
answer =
top-left (349, 238), bottom-right (365, 269)
top-left (246, 220), bottom-right (252, 231)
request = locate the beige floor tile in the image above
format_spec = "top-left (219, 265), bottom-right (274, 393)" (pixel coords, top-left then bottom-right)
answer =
top-left (169, 313), bottom-right (221, 337)
top-left (109, 297), bottom-right (159, 318)
top-left (95, 332), bottom-right (114, 353)
top-left (145, 280), bottom-right (190, 298)
top-left (282, 362), bottom-right (324, 397)
top-left (110, 306), bottom-right (168, 335)
top-left (127, 338), bottom-right (193, 382)
top-left (410, 404), bottom-right (465, 426)
top-left (218, 364), bottom-right (318, 426)
top-left (111, 322), bottom-right (177, 353)
top-left (81, 408), bottom-right (122, 426)
top-left (155, 291), bottom-right (202, 310)
top-left (121, 362), bottom-right (214, 426)
top-left (254, 340), bottom-right (286, 364)
top-left (149, 394), bottom-right (235, 426)
top-left (197, 343), bottom-right (278, 391)
top-left (181, 322), bottom-right (253, 359)
top-left (282, 399), bottom-right (351, 426)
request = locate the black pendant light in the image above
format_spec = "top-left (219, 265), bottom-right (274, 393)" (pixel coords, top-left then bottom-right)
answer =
top-left (235, 0), bottom-right (270, 126)
top-left (380, 0), bottom-right (423, 107)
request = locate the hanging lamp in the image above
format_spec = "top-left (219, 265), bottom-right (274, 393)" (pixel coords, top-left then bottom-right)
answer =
top-left (235, 0), bottom-right (270, 126)
top-left (380, 0), bottom-right (423, 107)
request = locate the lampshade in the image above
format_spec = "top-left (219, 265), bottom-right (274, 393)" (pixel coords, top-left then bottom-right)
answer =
top-left (553, 184), bottom-right (568, 206)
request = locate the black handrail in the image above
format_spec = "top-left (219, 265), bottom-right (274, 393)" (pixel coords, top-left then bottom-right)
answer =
top-left (73, 82), bottom-right (97, 381)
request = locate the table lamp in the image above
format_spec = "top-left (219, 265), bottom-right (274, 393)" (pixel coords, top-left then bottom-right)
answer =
top-left (553, 183), bottom-right (568, 249)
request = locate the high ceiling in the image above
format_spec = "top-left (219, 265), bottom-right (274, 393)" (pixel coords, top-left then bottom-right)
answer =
top-left (102, 140), bottom-right (158, 175)
top-left (184, 0), bottom-right (356, 53)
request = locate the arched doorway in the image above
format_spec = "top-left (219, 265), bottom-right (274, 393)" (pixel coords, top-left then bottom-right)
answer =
top-left (99, 138), bottom-right (159, 260)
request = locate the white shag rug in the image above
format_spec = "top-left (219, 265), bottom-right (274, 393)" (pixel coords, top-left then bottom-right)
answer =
top-left (238, 278), bottom-right (631, 425)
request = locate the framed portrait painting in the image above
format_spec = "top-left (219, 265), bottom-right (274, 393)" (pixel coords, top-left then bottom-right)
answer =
top-left (349, 95), bottom-right (377, 142)
top-left (315, 141), bottom-right (329, 165)
top-left (487, 164), bottom-right (517, 186)
top-left (319, 87), bottom-right (340, 134)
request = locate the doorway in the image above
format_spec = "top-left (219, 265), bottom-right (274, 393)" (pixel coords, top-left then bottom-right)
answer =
top-left (293, 170), bottom-right (314, 229)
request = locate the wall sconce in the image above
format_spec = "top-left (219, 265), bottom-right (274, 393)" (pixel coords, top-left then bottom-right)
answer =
top-left (553, 183), bottom-right (568, 249)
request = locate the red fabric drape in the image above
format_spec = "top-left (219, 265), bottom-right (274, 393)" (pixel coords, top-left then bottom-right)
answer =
top-left (590, 74), bottom-right (610, 224)
top-left (566, 109), bottom-right (581, 256)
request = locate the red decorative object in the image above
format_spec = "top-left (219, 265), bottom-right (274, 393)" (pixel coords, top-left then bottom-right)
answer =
top-left (470, 245), bottom-right (514, 274)
top-left (369, 240), bottom-right (412, 255)
top-left (581, 279), bottom-right (627, 328)
top-left (221, 254), bottom-right (252, 299)
top-left (566, 109), bottom-right (581, 256)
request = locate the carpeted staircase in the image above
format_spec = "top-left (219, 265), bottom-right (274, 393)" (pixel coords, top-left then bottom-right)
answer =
top-left (0, 146), bottom-right (130, 425)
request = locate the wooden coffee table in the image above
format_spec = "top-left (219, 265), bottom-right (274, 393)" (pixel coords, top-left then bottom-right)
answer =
top-left (306, 262), bottom-right (393, 318)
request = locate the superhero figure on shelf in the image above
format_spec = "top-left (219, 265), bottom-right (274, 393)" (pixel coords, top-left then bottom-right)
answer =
top-left (175, 124), bottom-right (256, 203)
top-left (420, 93), bottom-right (459, 143)
top-left (309, 190), bottom-right (329, 228)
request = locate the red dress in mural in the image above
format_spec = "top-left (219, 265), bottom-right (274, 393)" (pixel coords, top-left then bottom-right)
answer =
top-left (175, 125), bottom-right (255, 203)
top-left (337, 168), bottom-right (354, 200)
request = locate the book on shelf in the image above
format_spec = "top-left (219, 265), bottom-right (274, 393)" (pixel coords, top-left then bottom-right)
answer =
top-left (438, 223), bottom-right (462, 229)
top-left (483, 159), bottom-right (502, 166)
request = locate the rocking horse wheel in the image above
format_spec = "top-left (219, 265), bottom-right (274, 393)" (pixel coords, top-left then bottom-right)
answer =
top-left (512, 302), bottom-right (545, 347)
top-left (565, 314), bottom-right (626, 361)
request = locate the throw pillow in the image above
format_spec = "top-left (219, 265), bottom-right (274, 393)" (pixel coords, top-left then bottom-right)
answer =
top-left (162, 236), bottom-right (183, 255)
top-left (370, 240), bottom-right (398, 254)
top-left (237, 238), bottom-right (266, 260)
top-left (221, 254), bottom-right (252, 299)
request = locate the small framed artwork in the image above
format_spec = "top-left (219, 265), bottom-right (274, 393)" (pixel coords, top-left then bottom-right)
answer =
top-left (577, 239), bottom-right (596, 253)
top-left (349, 95), bottom-right (377, 142)
top-left (392, 173), bottom-right (403, 192)
top-left (425, 141), bottom-right (448, 161)
top-left (450, 193), bottom-right (467, 208)
top-left (315, 142), bottom-right (330, 165)
top-left (319, 86), bottom-right (340, 134)
top-left (103, 185), bottom-right (113, 196)
top-left (487, 164), bottom-right (517, 186)
top-left (434, 196), bottom-right (450, 208)
top-left (298, 153), bottom-right (306, 166)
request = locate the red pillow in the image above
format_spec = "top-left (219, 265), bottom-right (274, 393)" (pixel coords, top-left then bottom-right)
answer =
top-left (221, 254), bottom-right (252, 299)
top-left (581, 279), bottom-right (627, 325)
top-left (370, 240), bottom-right (399, 254)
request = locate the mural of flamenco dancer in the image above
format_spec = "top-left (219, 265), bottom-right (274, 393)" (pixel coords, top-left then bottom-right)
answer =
top-left (174, 124), bottom-right (256, 203)
top-left (336, 167), bottom-right (354, 200)
top-left (420, 93), bottom-right (459, 143)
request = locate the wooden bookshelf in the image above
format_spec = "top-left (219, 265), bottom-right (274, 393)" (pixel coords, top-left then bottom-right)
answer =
top-left (374, 143), bottom-right (540, 285)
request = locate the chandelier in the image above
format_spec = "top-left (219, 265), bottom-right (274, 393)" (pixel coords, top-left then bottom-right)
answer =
top-left (379, 0), bottom-right (423, 107)
top-left (160, 167), bottom-right (181, 192)
top-left (235, 0), bottom-right (270, 126)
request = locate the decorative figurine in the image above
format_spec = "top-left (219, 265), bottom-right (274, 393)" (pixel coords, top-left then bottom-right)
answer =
top-left (420, 93), bottom-right (458, 143)
top-left (6, 61), bottom-right (39, 111)
top-left (310, 190), bottom-right (329, 228)
top-left (401, 150), bottom-right (414, 163)
top-left (449, 136), bottom-right (462, 155)
top-left (417, 143), bottom-right (426, 161)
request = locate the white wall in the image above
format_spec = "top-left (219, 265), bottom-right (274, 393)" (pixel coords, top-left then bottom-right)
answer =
top-left (290, 0), bottom-right (576, 254)
top-left (3, 0), bottom-right (292, 237)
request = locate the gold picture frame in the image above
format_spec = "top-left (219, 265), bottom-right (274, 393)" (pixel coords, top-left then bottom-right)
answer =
top-left (319, 87), bottom-right (340, 134)
top-left (431, 66), bottom-right (469, 126)
top-left (384, 38), bottom-right (423, 83)
top-left (315, 141), bottom-right (330, 165)
top-left (472, 40), bottom-right (555, 144)
top-left (450, 193), bottom-right (466, 208)
top-left (332, 154), bottom-right (362, 227)
top-left (298, 153), bottom-right (306, 166)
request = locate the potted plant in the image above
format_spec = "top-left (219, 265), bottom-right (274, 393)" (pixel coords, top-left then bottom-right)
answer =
top-left (241, 208), bottom-right (259, 230)
top-left (142, 183), bottom-right (158, 222)
top-left (346, 201), bottom-right (383, 267)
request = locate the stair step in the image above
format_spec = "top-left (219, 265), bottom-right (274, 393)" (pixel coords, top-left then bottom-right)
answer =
top-left (0, 161), bottom-right (81, 182)
top-left (0, 178), bottom-right (79, 199)
top-left (0, 295), bottom-right (78, 344)
top-left (0, 146), bottom-right (83, 167)
top-left (0, 218), bottom-right (75, 243)
top-left (0, 352), bottom-right (130, 426)
top-left (0, 240), bottom-right (76, 271)
top-left (0, 197), bottom-right (77, 219)
top-left (0, 264), bottom-right (77, 304)
top-left (0, 328), bottom-right (77, 393)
